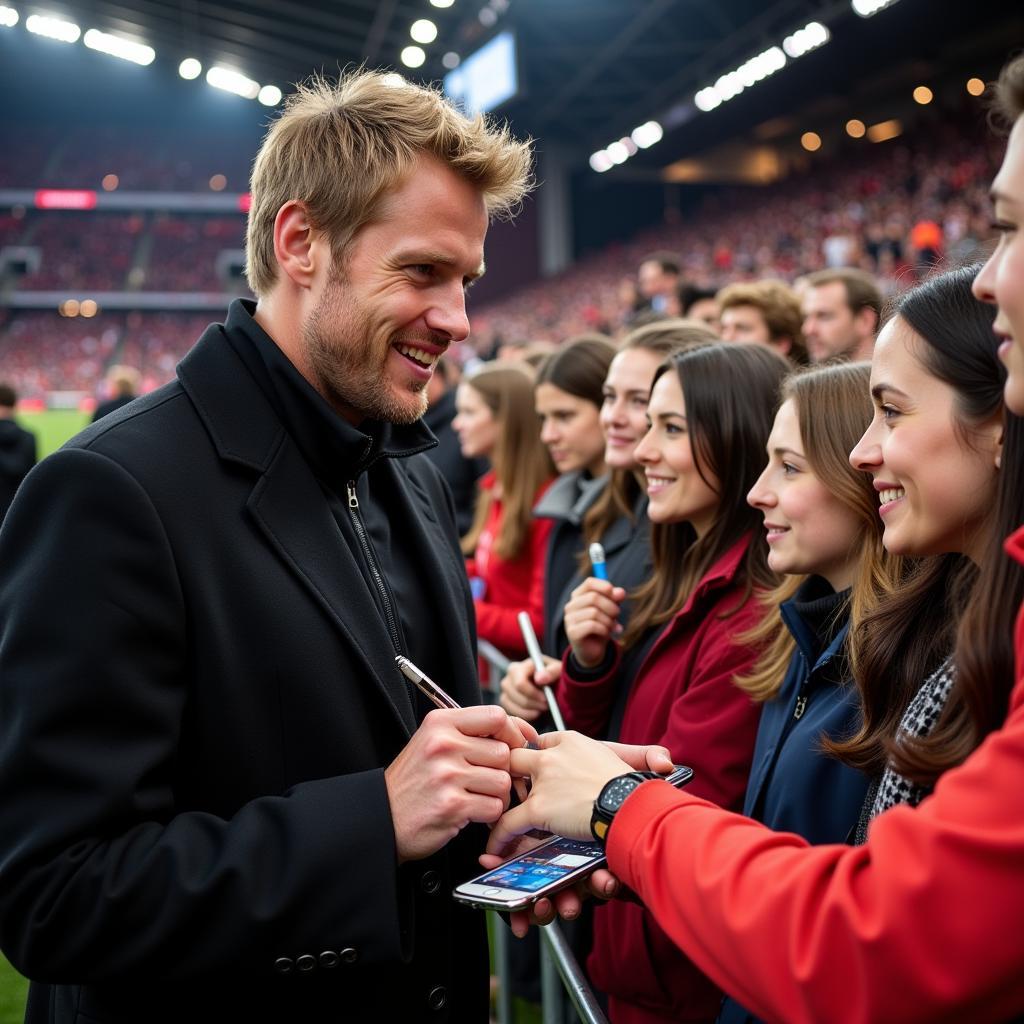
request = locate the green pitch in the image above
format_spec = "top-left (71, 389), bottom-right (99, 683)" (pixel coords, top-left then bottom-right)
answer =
top-left (16, 409), bottom-right (91, 460)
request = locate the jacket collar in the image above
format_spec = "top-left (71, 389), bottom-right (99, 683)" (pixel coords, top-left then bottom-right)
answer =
top-left (176, 316), bottom-right (434, 737)
top-left (533, 471), bottom-right (609, 524)
top-left (780, 577), bottom-right (851, 670)
top-left (674, 531), bottom-right (753, 620)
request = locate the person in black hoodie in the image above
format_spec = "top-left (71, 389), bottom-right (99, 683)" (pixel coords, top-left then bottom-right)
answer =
top-left (0, 382), bottom-right (36, 525)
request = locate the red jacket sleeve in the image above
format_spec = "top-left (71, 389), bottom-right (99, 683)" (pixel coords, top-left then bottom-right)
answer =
top-left (607, 687), bottom-right (1024, 1024)
top-left (474, 516), bottom-right (553, 657)
top-left (556, 642), bottom-right (623, 737)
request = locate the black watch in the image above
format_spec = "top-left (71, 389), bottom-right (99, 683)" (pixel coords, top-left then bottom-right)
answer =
top-left (590, 772), bottom-right (660, 846)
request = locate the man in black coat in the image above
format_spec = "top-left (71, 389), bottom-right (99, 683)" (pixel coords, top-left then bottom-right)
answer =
top-left (0, 382), bottom-right (35, 525)
top-left (0, 72), bottom-right (534, 1023)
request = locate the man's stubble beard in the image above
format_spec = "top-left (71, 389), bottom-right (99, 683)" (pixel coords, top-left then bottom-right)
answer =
top-left (302, 277), bottom-right (428, 425)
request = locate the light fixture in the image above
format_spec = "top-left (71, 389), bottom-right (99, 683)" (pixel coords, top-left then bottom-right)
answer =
top-left (801, 131), bottom-right (822, 152)
top-left (851, 0), bottom-right (900, 16)
top-left (782, 22), bottom-right (829, 59)
top-left (442, 51), bottom-right (460, 70)
top-left (631, 120), bottom-right (663, 149)
top-left (694, 46), bottom-right (787, 113)
top-left (400, 45), bottom-right (425, 68)
top-left (0, 6), bottom-right (19, 28)
top-left (83, 28), bottom-right (155, 65)
top-left (605, 141), bottom-right (629, 165)
top-left (913, 85), bottom-right (933, 105)
top-left (258, 84), bottom-right (282, 106)
top-left (966, 77), bottom-right (985, 97)
top-left (867, 119), bottom-right (902, 143)
top-left (25, 13), bottom-right (80, 43)
top-left (846, 118), bottom-right (866, 138)
top-left (179, 57), bottom-right (202, 80)
top-left (589, 151), bottom-right (613, 173)
top-left (206, 66), bottom-right (260, 100)
top-left (410, 18), bottom-right (437, 44)
top-left (430, 0), bottom-right (454, 7)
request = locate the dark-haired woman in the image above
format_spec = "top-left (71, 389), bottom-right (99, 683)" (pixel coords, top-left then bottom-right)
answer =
top-left (488, 66), bottom-right (1024, 1019)
top-left (557, 343), bottom-right (789, 1024)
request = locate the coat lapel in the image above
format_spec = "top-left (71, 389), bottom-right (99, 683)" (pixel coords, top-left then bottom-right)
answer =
top-left (177, 328), bottom-right (418, 737)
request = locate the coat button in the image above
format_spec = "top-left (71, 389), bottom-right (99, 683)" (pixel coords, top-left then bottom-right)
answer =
top-left (427, 985), bottom-right (447, 1011)
top-left (319, 950), bottom-right (339, 969)
top-left (296, 954), bottom-right (316, 972)
top-left (421, 870), bottom-right (441, 894)
top-left (340, 946), bottom-right (358, 964)
top-left (273, 957), bottom-right (294, 974)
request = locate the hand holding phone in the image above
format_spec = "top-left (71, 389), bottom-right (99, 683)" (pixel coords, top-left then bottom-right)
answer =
top-left (453, 765), bottom-right (691, 910)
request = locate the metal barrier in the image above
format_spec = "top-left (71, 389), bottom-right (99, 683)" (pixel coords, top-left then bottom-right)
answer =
top-left (476, 640), bottom-right (610, 1024)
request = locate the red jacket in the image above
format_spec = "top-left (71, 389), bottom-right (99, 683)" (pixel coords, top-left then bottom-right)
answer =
top-left (559, 535), bottom-right (764, 1024)
top-left (606, 526), bottom-right (1024, 1024)
top-left (466, 472), bottom-right (553, 659)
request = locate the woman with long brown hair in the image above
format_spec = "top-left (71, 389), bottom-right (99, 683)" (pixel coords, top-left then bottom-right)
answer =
top-left (453, 362), bottom-right (555, 663)
top-left (489, 62), bottom-right (1024, 1016)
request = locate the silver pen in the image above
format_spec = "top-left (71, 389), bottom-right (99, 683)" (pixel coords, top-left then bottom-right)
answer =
top-left (517, 611), bottom-right (567, 732)
top-left (395, 655), bottom-right (461, 709)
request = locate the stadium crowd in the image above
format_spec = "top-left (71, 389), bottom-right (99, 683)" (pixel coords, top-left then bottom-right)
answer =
top-left (1, 53), bottom-right (1024, 1024)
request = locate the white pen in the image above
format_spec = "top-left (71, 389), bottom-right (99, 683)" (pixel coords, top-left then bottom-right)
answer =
top-left (516, 611), bottom-right (568, 732)
top-left (589, 542), bottom-right (608, 581)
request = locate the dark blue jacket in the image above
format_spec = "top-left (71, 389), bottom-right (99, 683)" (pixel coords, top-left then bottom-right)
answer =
top-left (719, 577), bottom-right (869, 1024)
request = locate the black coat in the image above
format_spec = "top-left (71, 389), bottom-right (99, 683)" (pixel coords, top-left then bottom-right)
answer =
top-left (0, 320), bottom-right (489, 1022)
top-left (0, 417), bottom-right (36, 524)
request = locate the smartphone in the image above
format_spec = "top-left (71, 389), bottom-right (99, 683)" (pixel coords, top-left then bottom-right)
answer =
top-left (453, 765), bottom-right (693, 911)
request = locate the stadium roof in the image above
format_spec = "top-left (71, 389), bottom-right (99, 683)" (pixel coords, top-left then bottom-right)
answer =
top-left (3, 0), bottom-right (1022, 169)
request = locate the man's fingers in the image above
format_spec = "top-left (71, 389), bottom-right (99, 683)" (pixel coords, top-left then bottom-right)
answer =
top-left (485, 804), bottom-right (538, 855)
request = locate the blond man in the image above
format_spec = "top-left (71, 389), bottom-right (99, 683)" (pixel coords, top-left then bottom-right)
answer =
top-left (0, 73), bottom-right (533, 1023)
top-left (717, 279), bottom-right (808, 363)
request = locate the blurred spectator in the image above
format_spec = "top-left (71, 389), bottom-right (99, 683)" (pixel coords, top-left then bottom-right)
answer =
top-left (801, 268), bottom-right (882, 363)
top-left (680, 285), bottom-right (721, 334)
top-left (718, 280), bottom-right (808, 363)
top-left (0, 383), bottom-right (36, 525)
top-left (92, 365), bottom-right (141, 421)
top-left (422, 357), bottom-right (489, 537)
top-left (637, 251), bottom-right (682, 315)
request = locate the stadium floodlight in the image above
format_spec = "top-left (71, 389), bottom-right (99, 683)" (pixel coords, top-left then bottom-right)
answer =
top-left (207, 66), bottom-right (260, 100)
top-left (851, 0), bottom-right (899, 15)
top-left (783, 22), bottom-right (829, 59)
top-left (605, 141), bottom-right (629, 165)
top-left (83, 29), bottom-right (155, 66)
top-left (695, 46), bottom-right (786, 112)
top-left (400, 45), bottom-right (426, 68)
top-left (0, 6), bottom-right (19, 28)
top-left (430, 0), bottom-right (454, 6)
top-left (631, 120), bottom-right (663, 149)
top-left (589, 150), bottom-right (613, 173)
top-left (258, 84), bottom-right (282, 106)
top-left (25, 13), bottom-right (80, 43)
top-left (410, 18), bottom-right (437, 44)
top-left (179, 57), bottom-right (202, 80)
top-left (442, 51), bottom-right (460, 69)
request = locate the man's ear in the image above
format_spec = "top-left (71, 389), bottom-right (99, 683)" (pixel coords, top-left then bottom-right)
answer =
top-left (273, 201), bottom-right (319, 289)
top-left (773, 336), bottom-right (793, 356)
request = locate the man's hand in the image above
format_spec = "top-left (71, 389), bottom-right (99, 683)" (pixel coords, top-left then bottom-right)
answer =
top-left (487, 731), bottom-right (673, 857)
top-left (563, 579), bottom-right (626, 668)
top-left (499, 655), bottom-right (561, 721)
top-left (386, 705), bottom-right (523, 864)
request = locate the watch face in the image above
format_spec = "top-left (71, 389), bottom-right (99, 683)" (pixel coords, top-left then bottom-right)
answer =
top-left (601, 775), bottom-right (644, 814)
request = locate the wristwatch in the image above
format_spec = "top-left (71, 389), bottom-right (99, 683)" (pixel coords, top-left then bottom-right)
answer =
top-left (590, 771), bottom-right (660, 845)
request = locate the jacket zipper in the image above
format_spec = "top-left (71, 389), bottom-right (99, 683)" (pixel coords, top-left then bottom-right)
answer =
top-left (346, 479), bottom-right (404, 654)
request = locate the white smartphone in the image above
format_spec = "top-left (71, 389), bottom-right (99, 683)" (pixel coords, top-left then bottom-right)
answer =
top-left (452, 765), bottom-right (693, 911)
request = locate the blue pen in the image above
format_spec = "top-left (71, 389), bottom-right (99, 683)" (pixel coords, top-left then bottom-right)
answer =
top-left (589, 542), bottom-right (608, 581)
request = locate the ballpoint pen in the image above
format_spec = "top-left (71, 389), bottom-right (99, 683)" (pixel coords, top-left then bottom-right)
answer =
top-left (516, 611), bottom-right (568, 732)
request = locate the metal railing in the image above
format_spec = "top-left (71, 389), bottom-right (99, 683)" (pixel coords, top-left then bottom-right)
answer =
top-left (477, 639), bottom-right (609, 1024)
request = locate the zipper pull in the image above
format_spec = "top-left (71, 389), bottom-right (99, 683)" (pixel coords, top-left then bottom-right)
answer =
top-left (793, 695), bottom-right (807, 720)
top-left (346, 480), bottom-right (359, 509)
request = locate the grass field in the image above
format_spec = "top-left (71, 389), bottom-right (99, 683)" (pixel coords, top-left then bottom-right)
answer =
top-left (16, 408), bottom-right (91, 460)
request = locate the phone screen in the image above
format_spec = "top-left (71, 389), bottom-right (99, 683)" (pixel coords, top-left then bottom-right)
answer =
top-left (473, 837), bottom-right (603, 894)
